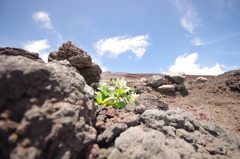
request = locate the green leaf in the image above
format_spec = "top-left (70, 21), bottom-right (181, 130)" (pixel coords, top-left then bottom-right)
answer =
top-left (117, 101), bottom-right (127, 109)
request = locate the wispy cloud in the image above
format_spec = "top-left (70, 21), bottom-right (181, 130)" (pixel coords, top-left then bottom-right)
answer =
top-left (23, 39), bottom-right (51, 62)
top-left (95, 35), bottom-right (149, 59)
top-left (191, 37), bottom-right (205, 46)
top-left (32, 11), bottom-right (64, 43)
top-left (33, 11), bottom-right (52, 29)
top-left (172, 0), bottom-right (199, 34)
top-left (169, 52), bottom-right (226, 75)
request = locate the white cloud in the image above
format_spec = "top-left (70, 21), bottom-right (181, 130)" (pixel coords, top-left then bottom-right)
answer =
top-left (33, 11), bottom-right (52, 29)
top-left (172, 0), bottom-right (199, 34)
top-left (95, 35), bottom-right (149, 59)
top-left (169, 52), bottom-right (225, 75)
top-left (92, 56), bottom-right (108, 72)
top-left (191, 37), bottom-right (205, 46)
top-left (23, 39), bottom-right (51, 62)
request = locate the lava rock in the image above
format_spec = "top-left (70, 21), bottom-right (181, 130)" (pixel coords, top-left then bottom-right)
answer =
top-left (165, 72), bottom-right (186, 84)
top-left (48, 41), bottom-right (102, 85)
top-left (0, 55), bottom-right (96, 159)
top-left (0, 47), bottom-right (43, 62)
top-left (147, 75), bottom-right (163, 88)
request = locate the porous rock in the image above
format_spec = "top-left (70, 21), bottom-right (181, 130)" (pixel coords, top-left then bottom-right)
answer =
top-left (106, 108), bottom-right (240, 159)
top-left (48, 41), bottom-right (102, 85)
top-left (147, 75), bottom-right (163, 88)
top-left (97, 123), bottom-right (127, 147)
top-left (138, 93), bottom-right (168, 110)
top-left (0, 47), bottom-right (43, 62)
top-left (0, 55), bottom-right (97, 159)
top-left (165, 72), bottom-right (186, 84)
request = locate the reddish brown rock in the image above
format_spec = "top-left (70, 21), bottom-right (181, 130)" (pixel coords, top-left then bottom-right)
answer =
top-left (0, 47), bottom-right (43, 62)
top-left (48, 41), bottom-right (102, 85)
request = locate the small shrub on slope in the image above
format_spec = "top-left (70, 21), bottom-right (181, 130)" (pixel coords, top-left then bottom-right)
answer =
top-left (95, 78), bottom-right (139, 109)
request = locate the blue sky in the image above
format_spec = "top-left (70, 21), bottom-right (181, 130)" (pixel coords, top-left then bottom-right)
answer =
top-left (0, 0), bottom-right (240, 75)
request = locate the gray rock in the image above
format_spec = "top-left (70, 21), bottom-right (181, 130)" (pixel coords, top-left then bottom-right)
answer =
top-left (138, 93), bottom-right (168, 110)
top-left (196, 77), bottom-right (208, 83)
top-left (158, 85), bottom-right (176, 92)
top-left (110, 127), bottom-right (196, 159)
top-left (134, 85), bottom-right (149, 94)
top-left (147, 75), bottom-right (163, 88)
top-left (141, 108), bottom-right (200, 132)
top-left (125, 102), bottom-right (146, 114)
top-left (48, 41), bottom-right (102, 85)
top-left (0, 55), bottom-right (96, 159)
top-left (135, 105), bottom-right (147, 114)
top-left (97, 123), bottom-right (127, 146)
top-left (165, 72), bottom-right (186, 84)
top-left (118, 112), bottom-right (140, 127)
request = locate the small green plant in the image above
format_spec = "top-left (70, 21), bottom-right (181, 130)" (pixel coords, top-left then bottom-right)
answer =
top-left (95, 78), bottom-right (139, 109)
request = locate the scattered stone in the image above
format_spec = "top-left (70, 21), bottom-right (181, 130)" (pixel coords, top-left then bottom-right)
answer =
top-left (138, 93), bottom-right (168, 110)
top-left (158, 85), bottom-right (175, 92)
top-left (197, 77), bottom-right (208, 83)
top-left (135, 105), bottom-right (147, 114)
top-left (147, 75), bottom-right (163, 88)
top-left (48, 41), bottom-right (102, 85)
top-left (97, 123), bottom-right (128, 147)
top-left (165, 72), bottom-right (186, 84)
top-left (140, 77), bottom-right (147, 83)
top-left (117, 112), bottom-right (140, 127)
top-left (105, 107), bottom-right (116, 118)
top-left (0, 55), bottom-right (96, 159)
top-left (134, 85), bottom-right (149, 94)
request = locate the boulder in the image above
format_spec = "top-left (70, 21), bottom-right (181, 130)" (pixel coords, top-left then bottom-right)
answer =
top-left (0, 47), bottom-right (43, 62)
top-left (147, 75), bottom-right (163, 88)
top-left (158, 85), bottom-right (175, 92)
top-left (48, 41), bottom-right (102, 85)
top-left (0, 55), bottom-right (96, 159)
top-left (165, 72), bottom-right (186, 84)
top-left (196, 77), bottom-right (208, 83)
top-left (107, 108), bottom-right (240, 159)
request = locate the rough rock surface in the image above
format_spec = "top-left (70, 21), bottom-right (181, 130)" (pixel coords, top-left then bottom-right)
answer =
top-left (0, 56), bottom-right (96, 159)
top-left (48, 41), bottom-right (102, 85)
top-left (147, 75), bottom-right (163, 88)
top-left (107, 108), bottom-right (240, 159)
top-left (138, 93), bottom-right (168, 110)
top-left (0, 47), bottom-right (43, 62)
top-left (165, 72), bottom-right (186, 84)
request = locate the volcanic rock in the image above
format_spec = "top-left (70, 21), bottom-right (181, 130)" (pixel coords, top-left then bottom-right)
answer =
top-left (0, 55), bottom-right (96, 159)
top-left (165, 72), bottom-right (186, 84)
top-left (158, 85), bottom-right (176, 92)
top-left (48, 41), bottom-right (102, 85)
top-left (138, 93), bottom-right (168, 110)
top-left (147, 75), bottom-right (163, 88)
top-left (107, 108), bottom-right (240, 159)
top-left (0, 47), bottom-right (43, 62)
